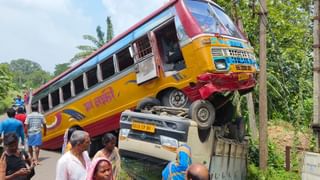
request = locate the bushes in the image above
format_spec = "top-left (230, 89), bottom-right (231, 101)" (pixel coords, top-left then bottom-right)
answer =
top-left (247, 139), bottom-right (300, 180)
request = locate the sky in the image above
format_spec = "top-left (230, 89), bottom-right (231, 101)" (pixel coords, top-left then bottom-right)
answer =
top-left (0, 0), bottom-right (168, 73)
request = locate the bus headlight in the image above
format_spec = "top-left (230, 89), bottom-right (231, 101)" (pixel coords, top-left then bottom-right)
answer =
top-left (119, 129), bottom-right (130, 141)
top-left (214, 59), bottom-right (227, 70)
top-left (160, 135), bottom-right (178, 152)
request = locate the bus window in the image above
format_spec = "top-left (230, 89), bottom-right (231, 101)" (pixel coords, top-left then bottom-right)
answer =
top-left (117, 47), bottom-right (134, 71)
top-left (155, 22), bottom-right (185, 72)
top-left (51, 89), bottom-right (60, 107)
top-left (135, 35), bottom-right (152, 59)
top-left (74, 75), bottom-right (84, 95)
top-left (41, 96), bottom-right (49, 112)
top-left (86, 67), bottom-right (98, 88)
top-left (62, 83), bottom-right (72, 101)
top-left (101, 57), bottom-right (115, 80)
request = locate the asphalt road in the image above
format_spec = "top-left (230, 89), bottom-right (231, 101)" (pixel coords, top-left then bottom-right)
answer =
top-left (32, 149), bottom-right (60, 180)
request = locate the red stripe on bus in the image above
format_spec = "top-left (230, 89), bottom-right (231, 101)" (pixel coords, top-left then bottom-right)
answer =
top-left (41, 113), bottom-right (121, 149)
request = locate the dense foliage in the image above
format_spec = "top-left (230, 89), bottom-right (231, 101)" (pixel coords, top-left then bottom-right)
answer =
top-left (8, 59), bottom-right (51, 89)
top-left (214, 0), bottom-right (313, 126)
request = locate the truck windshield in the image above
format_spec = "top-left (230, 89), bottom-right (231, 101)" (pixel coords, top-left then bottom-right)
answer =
top-left (184, 0), bottom-right (244, 39)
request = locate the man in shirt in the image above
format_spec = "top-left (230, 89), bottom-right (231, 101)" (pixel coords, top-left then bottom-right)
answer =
top-left (0, 108), bottom-right (25, 146)
top-left (56, 130), bottom-right (91, 180)
top-left (25, 105), bottom-right (46, 165)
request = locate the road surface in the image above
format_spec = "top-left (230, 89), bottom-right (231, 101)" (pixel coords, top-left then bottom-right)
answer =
top-left (32, 149), bottom-right (60, 180)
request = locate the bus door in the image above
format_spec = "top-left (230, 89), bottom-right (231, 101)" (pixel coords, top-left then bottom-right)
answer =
top-left (153, 21), bottom-right (186, 76)
top-left (132, 33), bottom-right (159, 85)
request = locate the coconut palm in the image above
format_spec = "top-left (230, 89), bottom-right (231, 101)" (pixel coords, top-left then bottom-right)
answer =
top-left (71, 16), bottom-right (114, 62)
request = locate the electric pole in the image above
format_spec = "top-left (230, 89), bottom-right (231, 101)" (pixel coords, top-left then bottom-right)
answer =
top-left (313, 0), bottom-right (320, 152)
top-left (258, 0), bottom-right (268, 170)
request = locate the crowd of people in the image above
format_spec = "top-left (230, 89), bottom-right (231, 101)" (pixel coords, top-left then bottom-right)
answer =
top-left (0, 95), bottom-right (210, 180)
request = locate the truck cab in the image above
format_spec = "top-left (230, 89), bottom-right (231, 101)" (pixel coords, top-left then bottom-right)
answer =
top-left (119, 106), bottom-right (248, 179)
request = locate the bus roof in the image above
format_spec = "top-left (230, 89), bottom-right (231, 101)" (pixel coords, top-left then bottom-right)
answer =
top-left (34, 0), bottom-right (178, 95)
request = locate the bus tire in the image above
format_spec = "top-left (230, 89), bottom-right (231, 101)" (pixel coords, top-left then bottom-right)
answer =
top-left (161, 89), bottom-right (189, 108)
top-left (189, 100), bottom-right (215, 130)
top-left (136, 97), bottom-right (160, 110)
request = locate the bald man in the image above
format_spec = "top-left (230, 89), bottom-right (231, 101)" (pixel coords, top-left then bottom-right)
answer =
top-left (186, 163), bottom-right (209, 180)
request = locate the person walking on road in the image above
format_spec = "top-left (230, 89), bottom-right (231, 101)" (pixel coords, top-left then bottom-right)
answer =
top-left (56, 130), bottom-right (91, 180)
top-left (0, 108), bottom-right (25, 146)
top-left (25, 105), bottom-right (47, 165)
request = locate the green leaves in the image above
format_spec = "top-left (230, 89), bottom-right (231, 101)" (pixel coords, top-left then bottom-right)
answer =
top-left (71, 17), bottom-right (114, 62)
top-left (214, 0), bottom-right (313, 125)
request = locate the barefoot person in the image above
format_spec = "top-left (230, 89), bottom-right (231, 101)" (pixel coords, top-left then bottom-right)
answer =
top-left (25, 105), bottom-right (46, 164)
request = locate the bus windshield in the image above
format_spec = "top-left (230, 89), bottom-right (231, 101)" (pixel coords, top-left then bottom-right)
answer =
top-left (184, 0), bottom-right (243, 39)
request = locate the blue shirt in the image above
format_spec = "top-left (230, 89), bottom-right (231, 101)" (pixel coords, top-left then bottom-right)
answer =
top-left (15, 99), bottom-right (24, 107)
top-left (0, 118), bottom-right (25, 142)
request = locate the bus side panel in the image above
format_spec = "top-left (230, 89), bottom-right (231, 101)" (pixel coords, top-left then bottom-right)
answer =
top-left (42, 69), bottom-right (197, 149)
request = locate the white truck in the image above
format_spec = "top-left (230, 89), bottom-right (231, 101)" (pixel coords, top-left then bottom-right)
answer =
top-left (118, 106), bottom-right (248, 180)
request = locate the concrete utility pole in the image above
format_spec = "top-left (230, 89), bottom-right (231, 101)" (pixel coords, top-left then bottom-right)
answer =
top-left (258, 0), bottom-right (268, 170)
top-left (313, 0), bottom-right (320, 152)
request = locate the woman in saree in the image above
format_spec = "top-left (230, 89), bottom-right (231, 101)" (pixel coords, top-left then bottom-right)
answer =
top-left (93, 133), bottom-right (120, 180)
top-left (162, 144), bottom-right (192, 180)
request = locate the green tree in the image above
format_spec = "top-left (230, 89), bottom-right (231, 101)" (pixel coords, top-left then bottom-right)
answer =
top-left (0, 63), bottom-right (13, 100)
top-left (214, 0), bottom-right (313, 124)
top-left (71, 16), bottom-right (114, 62)
top-left (8, 59), bottom-right (51, 89)
top-left (53, 63), bottom-right (70, 77)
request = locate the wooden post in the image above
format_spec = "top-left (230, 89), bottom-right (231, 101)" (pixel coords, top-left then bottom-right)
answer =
top-left (313, 0), bottom-right (320, 152)
top-left (258, 0), bottom-right (268, 170)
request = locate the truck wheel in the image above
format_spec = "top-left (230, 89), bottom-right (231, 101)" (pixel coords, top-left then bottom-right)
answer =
top-left (136, 97), bottom-right (160, 110)
top-left (215, 101), bottom-right (235, 125)
top-left (161, 89), bottom-right (189, 108)
top-left (189, 100), bottom-right (215, 130)
top-left (228, 117), bottom-right (245, 142)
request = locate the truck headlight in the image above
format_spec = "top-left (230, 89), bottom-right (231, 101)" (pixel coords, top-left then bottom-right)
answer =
top-left (160, 135), bottom-right (178, 152)
top-left (214, 59), bottom-right (227, 70)
top-left (119, 129), bottom-right (130, 141)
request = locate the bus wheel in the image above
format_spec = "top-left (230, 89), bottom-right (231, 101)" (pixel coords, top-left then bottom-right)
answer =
top-left (189, 100), bottom-right (215, 130)
top-left (136, 97), bottom-right (160, 110)
top-left (161, 89), bottom-right (189, 108)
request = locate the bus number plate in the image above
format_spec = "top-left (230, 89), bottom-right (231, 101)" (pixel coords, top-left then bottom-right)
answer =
top-left (238, 73), bottom-right (249, 81)
top-left (132, 121), bottom-right (155, 133)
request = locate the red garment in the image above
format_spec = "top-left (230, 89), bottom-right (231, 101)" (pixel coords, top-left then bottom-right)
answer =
top-left (15, 114), bottom-right (26, 124)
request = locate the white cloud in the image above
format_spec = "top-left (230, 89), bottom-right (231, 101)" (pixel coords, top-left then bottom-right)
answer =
top-left (102, 0), bottom-right (169, 34)
top-left (0, 0), bottom-right (94, 72)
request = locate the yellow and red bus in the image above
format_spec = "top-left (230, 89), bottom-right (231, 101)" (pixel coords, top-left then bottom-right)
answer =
top-left (31, 0), bottom-right (258, 151)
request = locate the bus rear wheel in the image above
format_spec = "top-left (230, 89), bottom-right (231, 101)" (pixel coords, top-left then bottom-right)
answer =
top-left (136, 97), bottom-right (160, 111)
top-left (189, 100), bottom-right (215, 130)
top-left (161, 89), bottom-right (189, 108)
